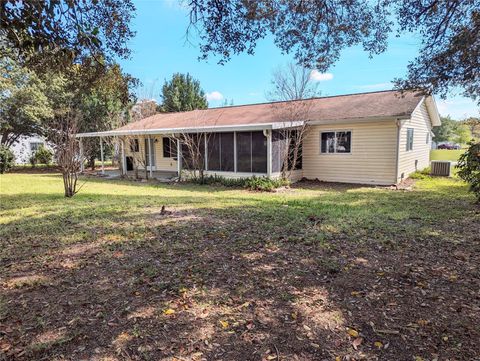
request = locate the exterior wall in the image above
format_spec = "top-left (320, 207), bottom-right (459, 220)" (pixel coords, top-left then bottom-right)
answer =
top-left (397, 102), bottom-right (432, 182)
top-left (9, 135), bottom-right (52, 164)
top-left (302, 121), bottom-right (398, 185)
top-left (124, 135), bottom-right (178, 171)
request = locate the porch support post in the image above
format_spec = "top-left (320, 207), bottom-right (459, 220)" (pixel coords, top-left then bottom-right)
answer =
top-left (204, 133), bottom-right (208, 171)
top-left (233, 131), bottom-right (237, 173)
top-left (79, 138), bottom-right (84, 173)
top-left (148, 135), bottom-right (153, 178)
top-left (266, 129), bottom-right (272, 178)
top-left (176, 138), bottom-right (182, 178)
top-left (121, 137), bottom-right (126, 176)
top-left (100, 136), bottom-right (105, 175)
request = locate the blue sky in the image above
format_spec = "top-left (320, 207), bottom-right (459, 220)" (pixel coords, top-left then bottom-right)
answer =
top-left (118, 0), bottom-right (479, 119)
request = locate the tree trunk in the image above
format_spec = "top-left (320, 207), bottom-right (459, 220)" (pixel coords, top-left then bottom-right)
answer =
top-left (1, 132), bottom-right (9, 145)
top-left (87, 156), bottom-right (95, 170)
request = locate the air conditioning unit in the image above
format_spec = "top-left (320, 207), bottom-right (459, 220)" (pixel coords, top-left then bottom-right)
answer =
top-left (431, 160), bottom-right (451, 176)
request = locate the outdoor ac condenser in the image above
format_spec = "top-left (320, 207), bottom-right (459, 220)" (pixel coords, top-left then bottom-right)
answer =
top-left (430, 160), bottom-right (451, 177)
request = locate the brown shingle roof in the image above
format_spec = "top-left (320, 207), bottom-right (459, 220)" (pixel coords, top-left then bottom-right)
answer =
top-left (118, 90), bottom-right (424, 131)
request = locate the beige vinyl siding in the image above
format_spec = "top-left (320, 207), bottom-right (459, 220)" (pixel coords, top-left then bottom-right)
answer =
top-left (397, 102), bottom-right (432, 181)
top-left (124, 135), bottom-right (178, 171)
top-left (302, 121), bottom-right (397, 185)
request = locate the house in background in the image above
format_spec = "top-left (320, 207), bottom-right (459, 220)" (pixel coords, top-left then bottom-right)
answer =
top-left (77, 90), bottom-right (441, 185)
top-left (9, 135), bottom-right (53, 164)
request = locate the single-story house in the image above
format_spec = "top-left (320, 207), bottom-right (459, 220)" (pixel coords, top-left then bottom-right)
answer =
top-left (8, 135), bottom-right (53, 164)
top-left (77, 90), bottom-right (441, 185)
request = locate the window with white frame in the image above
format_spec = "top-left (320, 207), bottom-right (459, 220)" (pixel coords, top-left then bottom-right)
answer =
top-left (406, 128), bottom-right (414, 151)
top-left (320, 131), bottom-right (351, 154)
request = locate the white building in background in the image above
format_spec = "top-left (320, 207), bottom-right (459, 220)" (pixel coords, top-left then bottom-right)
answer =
top-left (9, 135), bottom-right (53, 164)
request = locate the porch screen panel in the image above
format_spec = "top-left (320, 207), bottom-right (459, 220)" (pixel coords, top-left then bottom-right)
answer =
top-left (207, 132), bottom-right (234, 171)
top-left (272, 131), bottom-right (287, 173)
top-left (207, 133), bottom-right (221, 171)
top-left (181, 134), bottom-right (205, 170)
top-left (272, 130), bottom-right (302, 173)
top-left (236, 131), bottom-right (267, 173)
top-left (220, 133), bottom-right (234, 171)
top-left (251, 131), bottom-right (267, 173)
top-left (236, 132), bottom-right (252, 172)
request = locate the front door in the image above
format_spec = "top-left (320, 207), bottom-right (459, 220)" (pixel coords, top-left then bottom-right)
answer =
top-left (145, 138), bottom-right (156, 171)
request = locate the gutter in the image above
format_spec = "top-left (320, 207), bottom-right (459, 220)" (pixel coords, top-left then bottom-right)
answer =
top-left (76, 123), bottom-right (276, 138)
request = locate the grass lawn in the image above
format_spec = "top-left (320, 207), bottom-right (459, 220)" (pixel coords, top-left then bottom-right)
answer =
top-left (1, 173), bottom-right (479, 360)
top-left (430, 149), bottom-right (465, 161)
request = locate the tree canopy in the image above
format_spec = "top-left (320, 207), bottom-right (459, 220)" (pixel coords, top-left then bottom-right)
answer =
top-left (434, 115), bottom-right (475, 144)
top-left (0, 55), bottom-right (52, 146)
top-left (160, 73), bottom-right (208, 112)
top-left (0, 0), bottom-right (135, 69)
top-left (188, 0), bottom-right (480, 103)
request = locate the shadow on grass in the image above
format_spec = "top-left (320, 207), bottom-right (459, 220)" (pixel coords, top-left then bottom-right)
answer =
top-left (1, 176), bottom-right (479, 360)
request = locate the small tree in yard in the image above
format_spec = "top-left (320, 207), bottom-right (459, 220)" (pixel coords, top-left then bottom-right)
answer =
top-left (179, 132), bottom-right (208, 182)
top-left (48, 110), bottom-right (87, 197)
top-left (0, 145), bottom-right (15, 173)
top-left (457, 141), bottom-right (480, 203)
top-left (268, 63), bottom-right (314, 180)
top-left (271, 100), bottom-right (312, 180)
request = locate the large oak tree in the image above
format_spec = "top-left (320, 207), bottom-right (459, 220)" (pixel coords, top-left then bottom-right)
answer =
top-left (188, 0), bottom-right (480, 103)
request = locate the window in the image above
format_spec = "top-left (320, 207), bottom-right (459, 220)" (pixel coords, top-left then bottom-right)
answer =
top-left (406, 128), bottom-right (414, 151)
top-left (30, 142), bottom-right (43, 152)
top-left (162, 137), bottom-right (177, 158)
top-left (207, 133), bottom-right (234, 172)
top-left (130, 139), bottom-right (139, 152)
top-left (236, 131), bottom-right (267, 173)
top-left (320, 131), bottom-right (351, 153)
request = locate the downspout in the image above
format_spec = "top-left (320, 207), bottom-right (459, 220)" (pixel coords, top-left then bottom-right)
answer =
top-left (394, 119), bottom-right (402, 184)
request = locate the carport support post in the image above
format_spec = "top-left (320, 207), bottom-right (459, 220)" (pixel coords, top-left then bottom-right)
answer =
top-left (100, 136), bottom-right (105, 175)
top-left (121, 138), bottom-right (126, 176)
top-left (79, 138), bottom-right (84, 173)
top-left (176, 138), bottom-right (182, 179)
top-left (266, 129), bottom-right (272, 178)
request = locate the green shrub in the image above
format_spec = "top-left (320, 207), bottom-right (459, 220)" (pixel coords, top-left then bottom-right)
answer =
top-left (410, 167), bottom-right (432, 180)
top-left (0, 145), bottom-right (15, 174)
top-left (187, 174), bottom-right (290, 191)
top-left (456, 141), bottom-right (480, 202)
top-left (34, 145), bottom-right (53, 165)
top-left (243, 176), bottom-right (290, 191)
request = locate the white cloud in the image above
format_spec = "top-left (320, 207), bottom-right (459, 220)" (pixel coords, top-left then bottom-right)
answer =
top-left (206, 91), bottom-right (224, 101)
top-left (354, 82), bottom-right (393, 91)
top-left (436, 97), bottom-right (479, 119)
top-left (309, 70), bottom-right (334, 82)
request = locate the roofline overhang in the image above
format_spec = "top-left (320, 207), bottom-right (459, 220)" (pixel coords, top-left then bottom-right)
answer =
top-left (424, 96), bottom-right (442, 127)
top-left (76, 121), bottom-right (311, 138)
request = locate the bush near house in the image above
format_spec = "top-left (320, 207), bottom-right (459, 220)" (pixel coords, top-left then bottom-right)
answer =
top-left (456, 141), bottom-right (480, 202)
top-left (0, 145), bottom-right (15, 173)
top-left (188, 175), bottom-right (290, 191)
top-left (34, 145), bottom-right (53, 165)
top-left (29, 146), bottom-right (54, 167)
